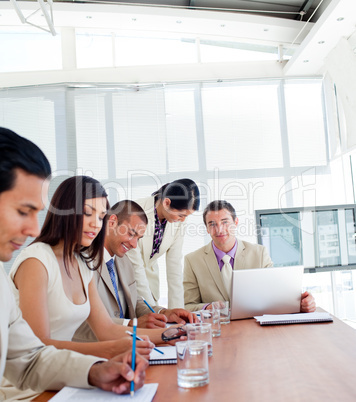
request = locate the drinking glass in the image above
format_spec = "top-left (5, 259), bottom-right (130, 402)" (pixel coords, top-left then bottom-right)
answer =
top-left (212, 300), bottom-right (231, 325)
top-left (186, 323), bottom-right (213, 357)
top-left (200, 308), bottom-right (221, 337)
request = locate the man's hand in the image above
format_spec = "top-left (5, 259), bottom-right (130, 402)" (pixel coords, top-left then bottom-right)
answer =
top-left (129, 313), bottom-right (167, 329)
top-left (300, 291), bottom-right (316, 313)
top-left (88, 352), bottom-right (148, 394)
top-left (162, 308), bottom-right (199, 324)
top-left (128, 308), bottom-right (199, 329)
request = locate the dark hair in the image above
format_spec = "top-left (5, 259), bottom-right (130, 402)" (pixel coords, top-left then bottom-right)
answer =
top-left (34, 176), bottom-right (109, 275)
top-left (203, 200), bottom-right (237, 226)
top-left (109, 200), bottom-right (148, 226)
top-left (152, 178), bottom-right (200, 211)
top-left (0, 127), bottom-right (51, 194)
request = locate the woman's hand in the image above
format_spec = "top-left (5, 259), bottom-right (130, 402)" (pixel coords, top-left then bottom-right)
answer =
top-left (107, 335), bottom-right (154, 360)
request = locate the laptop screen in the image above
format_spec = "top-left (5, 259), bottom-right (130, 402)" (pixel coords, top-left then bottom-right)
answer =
top-left (230, 265), bottom-right (304, 320)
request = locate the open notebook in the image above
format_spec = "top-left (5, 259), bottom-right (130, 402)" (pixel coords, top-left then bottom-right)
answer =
top-left (149, 346), bottom-right (177, 365)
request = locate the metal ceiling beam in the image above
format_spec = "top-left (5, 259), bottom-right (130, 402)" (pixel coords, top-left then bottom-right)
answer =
top-left (9, 0), bottom-right (57, 35)
top-left (296, 0), bottom-right (316, 20)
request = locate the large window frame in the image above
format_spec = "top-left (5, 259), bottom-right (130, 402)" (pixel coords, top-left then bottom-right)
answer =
top-left (0, 78), bottom-right (339, 307)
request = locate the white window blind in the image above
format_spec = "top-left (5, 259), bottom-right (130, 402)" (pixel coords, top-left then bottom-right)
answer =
top-left (165, 87), bottom-right (199, 172)
top-left (284, 81), bottom-right (327, 167)
top-left (75, 92), bottom-right (109, 179)
top-left (202, 83), bottom-right (284, 170)
top-left (112, 89), bottom-right (167, 177)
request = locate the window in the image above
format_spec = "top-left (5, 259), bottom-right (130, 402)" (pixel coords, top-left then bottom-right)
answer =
top-left (256, 205), bottom-right (356, 271)
top-left (259, 212), bottom-right (303, 267)
top-left (284, 81), bottom-right (327, 167)
top-left (1, 78), bottom-right (338, 308)
top-left (0, 28), bottom-right (62, 72)
top-left (202, 82), bottom-right (283, 170)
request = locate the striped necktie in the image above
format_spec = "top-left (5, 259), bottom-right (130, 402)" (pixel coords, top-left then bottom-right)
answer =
top-left (106, 258), bottom-right (124, 318)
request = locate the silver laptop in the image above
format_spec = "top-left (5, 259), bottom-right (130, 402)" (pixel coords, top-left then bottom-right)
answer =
top-left (230, 265), bottom-right (304, 320)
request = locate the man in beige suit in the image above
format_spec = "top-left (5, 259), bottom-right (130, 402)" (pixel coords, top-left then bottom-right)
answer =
top-left (184, 200), bottom-right (316, 313)
top-left (0, 127), bottom-right (147, 398)
top-left (74, 200), bottom-right (195, 342)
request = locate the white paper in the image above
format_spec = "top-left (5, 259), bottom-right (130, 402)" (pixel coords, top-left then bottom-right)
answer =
top-left (254, 312), bottom-right (332, 323)
top-left (50, 383), bottom-right (158, 401)
top-left (149, 346), bottom-right (177, 360)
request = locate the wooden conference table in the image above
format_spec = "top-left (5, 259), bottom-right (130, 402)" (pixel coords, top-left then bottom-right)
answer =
top-left (35, 312), bottom-right (356, 402)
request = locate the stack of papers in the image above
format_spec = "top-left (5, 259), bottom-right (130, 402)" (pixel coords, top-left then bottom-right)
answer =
top-left (50, 383), bottom-right (158, 401)
top-left (254, 312), bottom-right (333, 325)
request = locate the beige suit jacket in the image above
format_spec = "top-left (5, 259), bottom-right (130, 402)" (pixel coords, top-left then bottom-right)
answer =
top-left (183, 240), bottom-right (273, 311)
top-left (73, 254), bottom-right (161, 342)
top-left (127, 196), bottom-right (185, 309)
top-left (0, 263), bottom-right (98, 400)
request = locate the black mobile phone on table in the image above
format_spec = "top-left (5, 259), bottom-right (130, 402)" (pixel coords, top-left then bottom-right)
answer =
top-left (161, 326), bottom-right (187, 342)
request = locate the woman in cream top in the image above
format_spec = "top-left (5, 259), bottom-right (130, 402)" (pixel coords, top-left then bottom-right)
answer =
top-left (9, 242), bottom-right (92, 341)
top-left (2, 176), bottom-right (170, 401)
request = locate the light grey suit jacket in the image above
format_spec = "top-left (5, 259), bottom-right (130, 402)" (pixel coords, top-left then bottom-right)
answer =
top-left (183, 240), bottom-right (273, 311)
top-left (73, 254), bottom-right (161, 342)
top-left (0, 263), bottom-right (98, 399)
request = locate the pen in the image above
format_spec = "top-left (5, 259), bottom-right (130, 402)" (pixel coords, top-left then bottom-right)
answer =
top-left (130, 318), bottom-right (137, 398)
top-left (141, 296), bottom-right (155, 313)
top-left (126, 330), bottom-right (164, 355)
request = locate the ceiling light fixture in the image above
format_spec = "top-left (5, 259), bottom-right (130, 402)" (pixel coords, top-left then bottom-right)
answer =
top-left (303, 60), bottom-right (309, 63)
top-left (337, 17), bottom-right (344, 21)
top-left (318, 41), bottom-right (325, 44)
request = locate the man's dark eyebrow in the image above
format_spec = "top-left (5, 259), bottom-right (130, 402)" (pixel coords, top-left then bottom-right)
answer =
top-left (129, 227), bottom-right (145, 239)
top-left (131, 228), bottom-right (139, 236)
top-left (207, 220), bottom-right (216, 225)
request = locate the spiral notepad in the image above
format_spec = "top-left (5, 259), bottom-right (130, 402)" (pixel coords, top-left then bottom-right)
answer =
top-left (149, 346), bottom-right (177, 365)
top-left (254, 312), bottom-right (333, 325)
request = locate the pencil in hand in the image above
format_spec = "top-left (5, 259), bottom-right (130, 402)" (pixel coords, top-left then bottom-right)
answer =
top-left (130, 317), bottom-right (137, 397)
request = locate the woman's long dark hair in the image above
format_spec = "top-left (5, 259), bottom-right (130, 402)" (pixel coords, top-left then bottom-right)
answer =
top-left (152, 178), bottom-right (200, 211)
top-left (33, 176), bottom-right (109, 276)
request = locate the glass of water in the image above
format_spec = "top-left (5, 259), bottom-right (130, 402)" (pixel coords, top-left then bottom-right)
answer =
top-left (186, 323), bottom-right (213, 357)
top-left (200, 308), bottom-right (221, 337)
top-left (212, 300), bottom-right (231, 325)
top-left (176, 340), bottom-right (209, 388)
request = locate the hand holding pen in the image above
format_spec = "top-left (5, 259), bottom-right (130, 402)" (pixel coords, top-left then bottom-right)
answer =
top-left (140, 296), bottom-right (198, 326)
top-left (87, 349), bottom-right (148, 395)
top-left (126, 330), bottom-right (165, 355)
